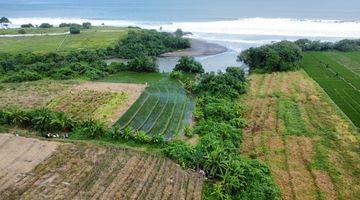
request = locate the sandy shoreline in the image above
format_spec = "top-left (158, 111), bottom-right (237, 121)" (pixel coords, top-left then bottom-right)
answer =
top-left (160, 38), bottom-right (228, 57)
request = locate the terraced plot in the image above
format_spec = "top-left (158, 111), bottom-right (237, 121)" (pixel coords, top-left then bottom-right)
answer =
top-left (0, 134), bottom-right (203, 199)
top-left (242, 71), bottom-right (360, 200)
top-left (302, 51), bottom-right (360, 127)
top-left (117, 80), bottom-right (194, 139)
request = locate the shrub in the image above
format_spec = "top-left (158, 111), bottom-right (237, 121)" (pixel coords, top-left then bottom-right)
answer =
top-left (39, 23), bottom-right (53, 28)
top-left (70, 26), bottom-right (81, 34)
top-left (239, 41), bottom-right (303, 72)
top-left (174, 28), bottom-right (184, 37)
top-left (3, 70), bottom-right (42, 82)
top-left (59, 23), bottom-right (80, 28)
top-left (173, 56), bottom-right (204, 74)
top-left (127, 55), bottom-right (158, 72)
top-left (72, 119), bottom-right (107, 139)
top-left (195, 67), bottom-right (247, 98)
top-left (18, 29), bottom-right (26, 34)
top-left (164, 140), bottom-right (195, 167)
top-left (21, 23), bottom-right (34, 28)
top-left (82, 22), bottom-right (91, 29)
top-left (51, 67), bottom-right (77, 80)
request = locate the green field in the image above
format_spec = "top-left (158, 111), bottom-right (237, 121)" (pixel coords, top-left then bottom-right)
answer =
top-left (302, 51), bottom-right (360, 127)
top-left (99, 71), bottom-right (195, 139)
top-left (0, 27), bottom-right (128, 54)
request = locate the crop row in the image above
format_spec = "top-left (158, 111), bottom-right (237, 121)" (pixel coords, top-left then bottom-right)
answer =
top-left (116, 81), bottom-right (194, 139)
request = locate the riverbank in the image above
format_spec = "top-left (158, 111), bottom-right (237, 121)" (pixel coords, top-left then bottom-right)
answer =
top-left (160, 38), bottom-right (227, 57)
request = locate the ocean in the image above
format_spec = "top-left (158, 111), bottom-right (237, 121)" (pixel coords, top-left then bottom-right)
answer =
top-left (2, 0), bottom-right (360, 71)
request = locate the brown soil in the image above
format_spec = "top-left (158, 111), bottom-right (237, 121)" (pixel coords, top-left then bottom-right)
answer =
top-left (0, 137), bottom-right (203, 200)
top-left (0, 134), bottom-right (59, 192)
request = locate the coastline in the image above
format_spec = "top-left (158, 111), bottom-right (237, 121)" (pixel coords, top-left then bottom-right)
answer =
top-left (160, 38), bottom-right (228, 57)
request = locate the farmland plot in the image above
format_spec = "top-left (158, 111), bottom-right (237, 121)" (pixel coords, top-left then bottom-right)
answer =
top-left (117, 79), bottom-right (194, 139)
top-left (302, 51), bottom-right (360, 127)
top-left (0, 134), bottom-right (203, 199)
top-left (242, 71), bottom-right (360, 200)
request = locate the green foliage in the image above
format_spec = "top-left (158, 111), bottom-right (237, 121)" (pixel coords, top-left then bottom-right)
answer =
top-left (302, 51), bottom-right (360, 127)
top-left (69, 26), bottom-right (81, 34)
top-left (117, 29), bottom-right (190, 59)
top-left (295, 39), bottom-right (360, 52)
top-left (239, 41), bottom-right (303, 73)
top-left (39, 23), bottom-right (53, 28)
top-left (3, 70), bottom-right (42, 82)
top-left (72, 119), bottom-right (107, 139)
top-left (18, 29), bottom-right (26, 34)
top-left (195, 67), bottom-right (247, 98)
top-left (0, 17), bottom-right (10, 23)
top-left (174, 28), bottom-right (184, 37)
top-left (0, 50), bottom-right (119, 83)
top-left (127, 55), bottom-right (158, 72)
top-left (82, 22), bottom-right (92, 29)
top-left (21, 23), bottom-right (34, 28)
top-left (163, 66), bottom-right (280, 199)
top-left (59, 23), bottom-right (80, 28)
top-left (278, 99), bottom-right (309, 136)
top-left (173, 56), bottom-right (204, 74)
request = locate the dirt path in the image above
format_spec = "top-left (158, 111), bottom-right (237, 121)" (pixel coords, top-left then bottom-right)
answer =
top-left (242, 71), bottom-right (360, 199)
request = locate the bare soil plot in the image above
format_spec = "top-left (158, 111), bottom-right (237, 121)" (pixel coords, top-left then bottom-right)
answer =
top-left (0, 134), bottom-right (59, 192)
top-left (242, 71), bottom-right (360, 199)
top-left (0, 138), bottom-right (203, 200)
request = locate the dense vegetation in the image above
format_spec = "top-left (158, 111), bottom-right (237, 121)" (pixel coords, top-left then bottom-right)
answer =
top-left (238, 41), bottom-right (303, 73)
top-left (295, 39), bottom-right (360, 52)
top-left (0, 50), bottom-right (122, 82)
top-left (39, 23), bottom-right (53, 28)
top-left (173, 56), bottom-right (204, 74)
top-left (164, 67), bottom-right (280, 199)
top-left (117, 29), bottom-right (190, 59)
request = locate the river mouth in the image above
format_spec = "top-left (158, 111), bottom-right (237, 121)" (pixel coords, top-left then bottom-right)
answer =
top-left (105, 38), bottom-right (247, 73)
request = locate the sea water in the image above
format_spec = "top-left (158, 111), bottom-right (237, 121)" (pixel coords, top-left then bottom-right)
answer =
top-left (2, 0), bottom-right (360, 72)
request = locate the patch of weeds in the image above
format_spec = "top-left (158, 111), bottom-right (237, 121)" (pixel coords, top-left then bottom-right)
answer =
top-left (278, 98), bottom-right (310, 136)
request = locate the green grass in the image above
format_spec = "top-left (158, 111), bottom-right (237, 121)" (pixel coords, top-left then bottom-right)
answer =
top-left (0, 27), bottom-right (69, 35)
top-left (102, 72), bottom-right (194, 139)
top-left (302, 51), bottom-right (360, 128)
top-left (0, 27), bottom-right (128, 54)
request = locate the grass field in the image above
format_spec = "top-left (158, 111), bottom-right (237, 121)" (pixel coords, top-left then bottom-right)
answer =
top-left (242, 71), bottom-right (360, 199)
top-left (0, 27), bottom-right (128, 54)
top-left (301, 51), bottom-right (360, 128)
top-left (100, 71), bottom-right (195, 140)
top-left (0, 134), bottom-right (203, 199)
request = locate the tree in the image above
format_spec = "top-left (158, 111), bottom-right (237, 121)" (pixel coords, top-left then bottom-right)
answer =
top-left (174, 28), bottom-right (184, 37)
top-left (82, 22), bottom-right (91, 29)
top-left (173, 56), bottom-right (204, 74)
top-left (0, 17), bottom-right (10, 24)
top-left (238, 41), bottom-right (303, 73)
top-left (69, 26), bottom-right (80, 34)
top-left (39, 23), bottom-right (53, 28)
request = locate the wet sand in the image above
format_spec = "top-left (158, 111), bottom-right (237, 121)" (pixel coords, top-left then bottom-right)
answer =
top-left (160, 38), bottom-right (227, 57)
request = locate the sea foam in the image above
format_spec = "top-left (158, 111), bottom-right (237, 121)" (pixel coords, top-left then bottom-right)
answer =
top-left (7, 17), bottom-right (360, 38)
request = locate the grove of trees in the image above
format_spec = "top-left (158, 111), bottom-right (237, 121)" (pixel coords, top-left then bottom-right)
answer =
top-left (238, 41), bottom-right (303, 73)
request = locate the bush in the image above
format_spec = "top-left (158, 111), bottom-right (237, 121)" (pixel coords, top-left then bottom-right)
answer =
top-left (82, 22), bottom-right (91, 29)
top-left (195, 67), bottom-right (247, 98)
top-left (70, 26), bottom-right (81, 34)
top-left (239, 41), bottom-right (303, 72)
top-left (39, 23), bottom-right (53, 28)
top-left (3, 70), bottom-right (42, 82)
top-left (18, 29), bottom-right (26, 34)
top-left (295, 39), bottom-right (360, 52)
top-left (163, 140), bottom-right (195, 167)
top-left (173, 56), bottom-right (204, 74)
top-left (21, 23), bottom-right (34, 28)
top-left (59, 23), bottom-right (80, 28)
top-left (72, 119), bottom-right (107, 139)
top-left (127, 55), bottom-right (158, 72)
